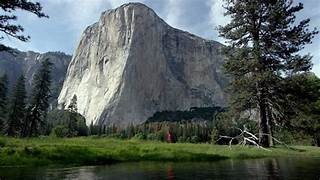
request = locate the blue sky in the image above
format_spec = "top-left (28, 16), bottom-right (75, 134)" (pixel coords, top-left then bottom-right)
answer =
top-left (2, 0), bottom-right (320, 76)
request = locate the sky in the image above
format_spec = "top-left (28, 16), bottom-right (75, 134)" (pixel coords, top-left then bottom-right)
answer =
top-left (2, 0), bottom-right (320, 76)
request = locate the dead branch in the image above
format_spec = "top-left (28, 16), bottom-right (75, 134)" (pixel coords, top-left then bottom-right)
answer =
top-left (217, 125), bottom-right (271, 151)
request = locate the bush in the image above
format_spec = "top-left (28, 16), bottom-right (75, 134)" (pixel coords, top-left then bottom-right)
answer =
top-left (177, 136), bottom-right (186, 143)
top-left (50, 125), bottom-right (69, 138)
top-left (132, 133), bottom-right (146, 140)
top-left (274, 128), bottom-right (313, 145)
top-left (190, 136), bottom-right (200, 143)
top-left (24, 146), bottom-right (41, 156)
top-left (146, 133), bottom-right (160, 141)
top-left (0, 138), bottom-right (7, 147)
top-left (210, 128), bottom-right (219, 144)
top-left (47, 110), bottom-right (88, 136)
top-left (108, 133), bottom-right (123, 139)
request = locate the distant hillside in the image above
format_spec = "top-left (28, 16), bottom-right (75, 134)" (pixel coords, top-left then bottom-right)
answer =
top-left (0, 49), bottom-right (71, 107)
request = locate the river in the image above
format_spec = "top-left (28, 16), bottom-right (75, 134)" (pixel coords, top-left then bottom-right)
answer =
top-left (0, 158), bottom-right (319, 179)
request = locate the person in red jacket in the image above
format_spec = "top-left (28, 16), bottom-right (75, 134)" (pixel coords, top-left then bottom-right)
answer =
top-left (167, 130), bottom-right (173, 143)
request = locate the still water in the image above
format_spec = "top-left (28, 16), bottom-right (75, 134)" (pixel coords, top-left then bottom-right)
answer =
top-left (0, 158), bottom-right (319, 180)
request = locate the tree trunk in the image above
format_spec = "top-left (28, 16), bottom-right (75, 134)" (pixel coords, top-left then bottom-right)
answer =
top-left (315, 135), bottom-right (320, 147)
top-left (251, 25), bottom-right (271, 147)
top-left (266, 106), bottom-right (274, 146)
top-left (259, 100), bottom-right (271, 147)
top-left (21, 117), bottom-right (29, 137)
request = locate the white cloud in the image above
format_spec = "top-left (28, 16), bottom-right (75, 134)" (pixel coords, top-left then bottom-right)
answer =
top-left (207, 0), bottom-right (229, 43)
top-left (208, 0), bottom-right (228, 27)
top-left (45, 0), bottom-right (111, 31)
top-left (165, 0), bottom-right (183, 28)
top-left (313, 65), bottom-right (320, 77)
top-left (311, 51), bottom-right (320, 77)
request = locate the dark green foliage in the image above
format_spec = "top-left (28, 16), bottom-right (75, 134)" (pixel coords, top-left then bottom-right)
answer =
top-left (50, 125), bottom-right (69, 138)
top-left (0, 74), bottom-right (8, 133)
top-left (47, 109), bottom-right (88, 137)
top-left (97, 121), bottom-right (214, 143)
top-left (0, 138), bottom-right (6, 147)
top-left (219, 0), bottom-right (318, 147)
top-left (66, 112), bottom-right (80, 137)
top-left (65, 95), bottom-right (84, 136)
top-left (147, 107), bottom-right (225, 122)
top-left (89, 121), bottom-right (100, 136)
top-left (6, 75), bottom-right (26, 136)
top-left (68, 95), bottom-right (78, 113)
top-left (23, 59), bottom-right (52, 137)
top-left (281, 73), bottom-right (320, 146)
top-left (0, 0), bottom-right (48, 51)
top-left (132, 132), bottom-right (146, 140)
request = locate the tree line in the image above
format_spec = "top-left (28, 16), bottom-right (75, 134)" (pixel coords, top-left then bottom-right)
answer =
top-left (88, 88), bottom-right (319, 146)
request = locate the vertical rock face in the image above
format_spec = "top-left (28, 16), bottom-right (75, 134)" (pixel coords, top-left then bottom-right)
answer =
top-left (58, 3), bottom-right (229, 126)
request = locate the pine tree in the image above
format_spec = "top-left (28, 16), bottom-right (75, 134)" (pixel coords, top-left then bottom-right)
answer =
top-left (89, 121), bottom-right (94, 135)
top-left (0, 74), bottom-right (8, 133)
top-left (68, 95), bottom-right (78, 113)
top-left (219, 0), bottom-right (318, 147)
top-left (23, 59), bottom-right (52, 137)
top-left (6, 75), bottom-right (27, 136)
top-left (67, 95), bottom-right (78, 136)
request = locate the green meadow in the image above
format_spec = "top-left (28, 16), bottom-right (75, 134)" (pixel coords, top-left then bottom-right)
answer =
top-left (0, 136), bottom-right (319, 167)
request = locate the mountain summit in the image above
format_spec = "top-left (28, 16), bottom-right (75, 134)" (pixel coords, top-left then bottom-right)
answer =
top-left (58, 3), bottom-right (229, 126)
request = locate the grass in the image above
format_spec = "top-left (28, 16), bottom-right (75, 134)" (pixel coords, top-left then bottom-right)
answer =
top-left (0, 136), bottom-right (319, 167)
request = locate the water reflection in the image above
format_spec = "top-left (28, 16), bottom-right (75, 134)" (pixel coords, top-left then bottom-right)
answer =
top-left (166, 163), bottom-right (175, 180)
top-left (0, 158), bottom-right (319, 180)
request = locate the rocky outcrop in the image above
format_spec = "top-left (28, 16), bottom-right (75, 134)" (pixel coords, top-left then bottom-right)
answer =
top-left (0, 50), bottom-right (71, 103)
top-left (58, 3), bottom-right (229, 126)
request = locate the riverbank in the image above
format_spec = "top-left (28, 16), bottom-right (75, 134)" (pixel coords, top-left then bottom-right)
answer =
top-left (0, 136), bottom-right (319, 167)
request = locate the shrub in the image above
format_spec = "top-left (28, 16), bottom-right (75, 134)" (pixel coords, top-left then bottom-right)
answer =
top-left (274, 128), bottom-right (313, 145)
top-left (146, 133), bottom-right (159, 141)
top-left (50, 125), bottom-right (69, 138)
top-left (210, 128), bottom-right (219, 144)
top-left (0, 138), bottom-right (7, 147)
top-left (47, 110), bottom-right (88, 136)
top-left (177, 136), bottom-right (186, 143)
top-left (190, 136), bottom-right (200, 143)
top-left (132, 133), bottom-right (146, 140)
top-left (24, 146), bottom-right (41, 156)
top-left (108, 133), bottom-right (122, 139)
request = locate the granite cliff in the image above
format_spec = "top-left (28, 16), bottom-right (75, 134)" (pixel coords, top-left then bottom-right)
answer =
top-left (58, 3), bottom-right (229, 126)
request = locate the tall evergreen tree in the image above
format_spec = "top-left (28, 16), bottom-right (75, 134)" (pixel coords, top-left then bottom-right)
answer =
top-left (0, 74), bottom-right (8, 133)
top-left (67, 95), bottom-right (78, 136)
top-left (219, 0), bottom-right (318, 147)
top-left (6, 75), bottom-right (26, 136)
top-left (68, 95), bottom-right (78, 113)
top-left (23, 59), bottom-right (52, 137)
